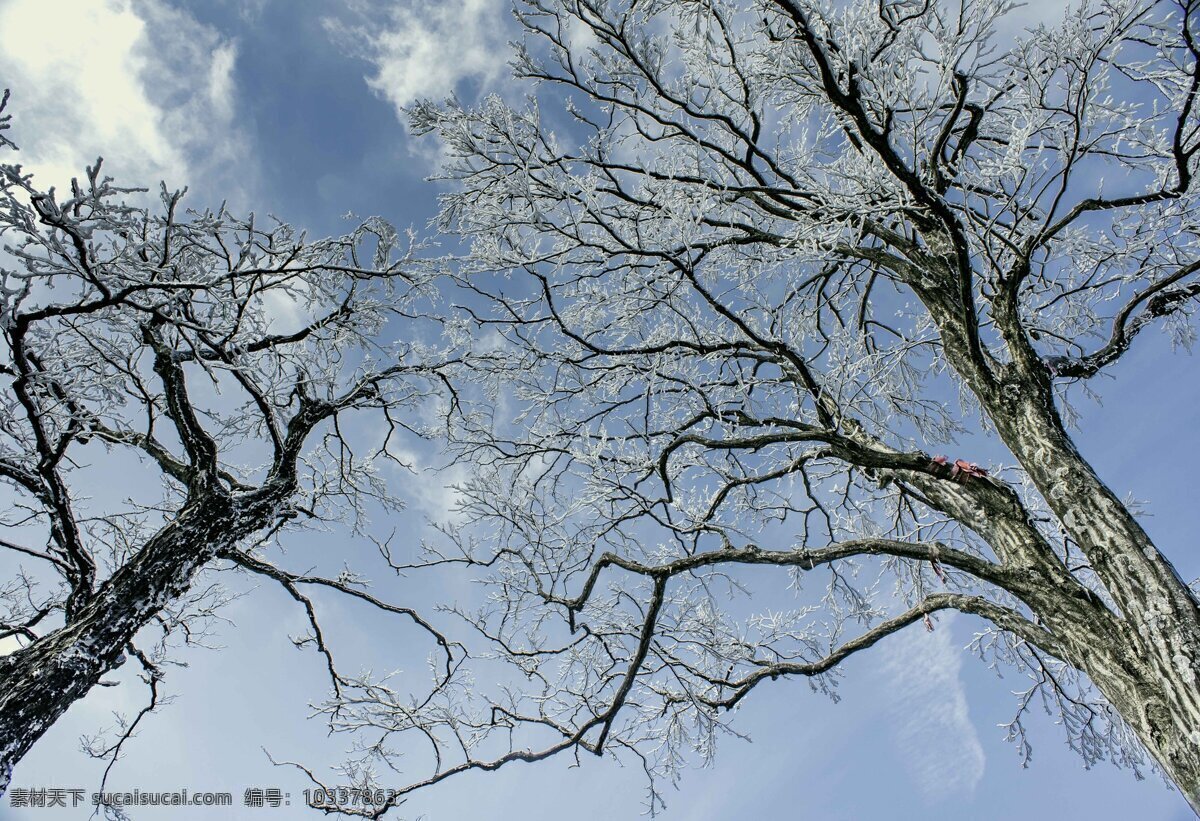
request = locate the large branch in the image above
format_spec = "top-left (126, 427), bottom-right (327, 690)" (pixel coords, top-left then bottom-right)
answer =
top-left (141, 319), bottom-right (220, 482)
top-left (767, 0), bottom-right (995, 385)
top-left (1051, 260), bottom-right (1200, 379)
top-left (690, 592), bottom-right (1067, 710)
top-left (225, 551), bottom-right (456, 684)
top-left (5, 328), bottom-right (95, 615)
top-left (557, 539), bottom-right (1015, 618)
top-left (297, 585), bottom-right (1058, 821)
top-left (0, 457), bottom-right (46, 501)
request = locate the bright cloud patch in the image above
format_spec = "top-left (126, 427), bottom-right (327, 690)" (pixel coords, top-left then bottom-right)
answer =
top-left (326, 0), bottom-right (509, 115)
top-left (879, 613), bottom-right (986, 801)
top-left (0, 635), bottom-right (23, 657)
top-left (0, 0), bottom-right (244, 198)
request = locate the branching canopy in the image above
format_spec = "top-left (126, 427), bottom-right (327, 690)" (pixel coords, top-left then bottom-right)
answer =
top-left (0, 89), bottom-right (459, 803)
top-left (304, 0), bottom-right (1200, 815)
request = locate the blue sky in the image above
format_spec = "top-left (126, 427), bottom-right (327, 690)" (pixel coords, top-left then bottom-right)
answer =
top-left (0, 0), bottom-right (1197, 818)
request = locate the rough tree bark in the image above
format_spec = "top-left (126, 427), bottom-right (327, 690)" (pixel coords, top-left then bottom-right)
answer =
top-left (0, 487), bottom-right (269, 793)
top-left (986, 368), bottom-right (1200, 809)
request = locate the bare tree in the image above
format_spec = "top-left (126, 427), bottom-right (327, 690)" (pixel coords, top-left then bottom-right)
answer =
top-left (315, 0), bottom-right (1200, 815)
top-left (0, 92), bottom-right (458, 798)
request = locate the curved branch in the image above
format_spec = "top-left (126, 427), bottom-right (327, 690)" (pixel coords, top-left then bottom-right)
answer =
top-left (225, 551), bottom-right (457, 685)
top-left (695, 592), bottom-right (1065, 710)
top-left (1051, 260), bottom-right (1200, 379)
top-left (559, 538), bottom-right (1014, 618)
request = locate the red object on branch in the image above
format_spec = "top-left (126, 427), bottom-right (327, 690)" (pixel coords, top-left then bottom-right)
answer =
top-left (950, 459), bottom-right (988, 482)
top-left (930, 558), bottom-right (947, 584)
top-left (928, 454), bottom-right (987, 483)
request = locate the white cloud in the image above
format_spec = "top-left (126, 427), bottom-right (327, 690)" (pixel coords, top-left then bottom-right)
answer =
top-left (879, 613), bottom-right (986, 801)
top-left (0, 0), bottom-right (248, 201)
top-left (0, 635), bottom-right (23, 656)
top-left (385, 444), bottom-right (468, 524)
top-left (991, 0), bottom-right (1079, 43)
top-left (325, 0), bottom-right (510, 117)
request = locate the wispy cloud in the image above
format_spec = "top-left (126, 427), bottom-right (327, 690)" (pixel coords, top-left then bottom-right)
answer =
top-left (879, 613), bottom-right (986, 801)
top-left (324, 0), bottom-right (510, 116)
top-left (385, 444), bottom-right (468, 525)
top-left (0, 0), bottom-right (249, 201)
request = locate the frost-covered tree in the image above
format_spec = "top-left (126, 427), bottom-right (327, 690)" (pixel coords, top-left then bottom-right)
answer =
top-left (329, 0), bottom-right (1200, 814)
top-left (0, 92), bottom-right (456, 797)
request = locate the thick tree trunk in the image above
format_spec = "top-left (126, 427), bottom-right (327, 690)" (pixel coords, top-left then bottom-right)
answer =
top-left (986, 378), bottom-right (1200, 811)
top-left (1086, 647), bottom-right (1200, 813)
top-left (0, 489), bottom-right (277, 795)
top-left (926, 288), bottom-right (1200, 808)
